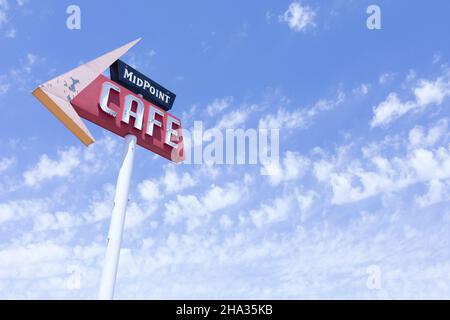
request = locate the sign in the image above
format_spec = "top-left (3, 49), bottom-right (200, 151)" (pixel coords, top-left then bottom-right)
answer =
top-left (110, 59), bottom-right (176, 111)
top-left (71, 74), bottom-right (184, 163)
top-left (31, 38), bottom-right (184, 163)
top-left (31, 38), bottom-right (185, 300)
top-left (32, 38), bottom-right (143, 146)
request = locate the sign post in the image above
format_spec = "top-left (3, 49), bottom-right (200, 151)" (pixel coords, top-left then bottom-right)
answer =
top-left (98, 134), bottom-right (136, 300)
top-left (32, 39), bottom-right (185, 300)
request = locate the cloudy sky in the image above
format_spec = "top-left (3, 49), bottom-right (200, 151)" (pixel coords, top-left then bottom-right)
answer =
top-left (1, 0), bottom-right (450, 299)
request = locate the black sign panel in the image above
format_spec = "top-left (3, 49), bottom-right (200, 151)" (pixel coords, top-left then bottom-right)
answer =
top-left (110, 60), bottom-right (176, 111)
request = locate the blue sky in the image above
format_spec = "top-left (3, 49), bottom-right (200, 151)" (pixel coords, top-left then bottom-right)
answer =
top-left (1, 0), bottom-right (450, 299)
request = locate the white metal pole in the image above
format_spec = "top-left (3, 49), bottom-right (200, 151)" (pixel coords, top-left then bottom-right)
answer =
top-left (98, 134), bottom-right (137, 300)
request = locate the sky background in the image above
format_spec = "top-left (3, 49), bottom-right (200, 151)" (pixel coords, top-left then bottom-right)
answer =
top-left (1, 0), bottom-right (450, 299)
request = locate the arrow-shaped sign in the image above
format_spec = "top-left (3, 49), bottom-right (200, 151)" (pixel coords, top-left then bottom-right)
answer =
top-left (32, 38), bottom-right (141, 146)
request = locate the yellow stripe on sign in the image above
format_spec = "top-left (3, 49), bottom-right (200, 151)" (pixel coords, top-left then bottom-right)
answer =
top-left (31, 38), bottom-right (142, 147)
top-left (32, 87), bottom-right (95, 146)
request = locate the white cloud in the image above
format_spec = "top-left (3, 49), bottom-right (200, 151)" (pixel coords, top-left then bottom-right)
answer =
top-left (261, 151), bottom-right (309, 186)
top-left (138, 180), bottom-right (160, 202)
top-left (371, 72), bottom-right (450, 127)
top-left (296, 189), bottom-right (317, 211)
top-left (2, 54), bottom-right (450, 300)
top-left (259, 108), bottom-right (306, 130)
top-left (23, 147), bottom-right (81, 187)
top-left (379, 72), bottom-right (396, 84)
top-left (353, 84), bottom-right (369, 96)
top-left (124, 49), bottom-right (157, 70)
top-left (0, 242), bottom-right (70, 270)
top-left (259, 91), bottom-right (345, 130)
top-left (1, 125), bottom-right (450, 299)
top-left (33, 211), bottom-right (82, 232)
top-left (82, 184), bottom-right (115, 223)
top-left (22, 136), bottom-right (119, 188)
top-left (0, 0), bottom-right (27, 35)
top-left (124, 202), bottom-right (156, 231)
top-left (161, 166), bottom-right (197, 194)
top-left (80, 135), bottom-right (118, 172)
top-left (202, 183), bottom-right (241, 212)
top-left (0, 157), bottom-right (14, 173)
top-left (279, 1), bottom-right (316, 32)
top-left (370, 93), bottom-right (415, 128)
top-left (432, 53), bottom-right (442, 65)
top-left (250, 194), bottom-right (293, 228)
top-left (3, 208), bottom-right (450, 299)
top-left (26, 53), bottom-right (36, 66)
top-left (22, 53), bottom-right (40, 73)
top-left (416, 179), bottom-right (450, 207)
top-left (314, 127), bottom-right (450, 204)
top-left (206, 97), bottom-right (233, 116)
top-left (0, 74), bottom-right (8, 94)
top-left (0, 198), bottom-right (49, 225)
top-left (0, 0), bottom-right (8, 28)
top-left (219, 214), bottom-right (233, 229)
top-left (0, 240), bottom-right (104, 298)
top-left (0, 83), bottom-right (8, 94)
top-left (84, 200), bottom-right (112, 224)
top-left (408, 119), bottom-right (448, 149)
top-left (214, 107), bottom-right (253, 131)
top-left (415, 77), bottom-right (449, 106)
top-left (164, 194), bottom-right (204, 230)
top-left (138, 165), bottom-right (197, 205)
top-left (164, 182), bottom-right (243, 230)
top-left (314, 155), bottom-right (400, 205)
top-left (1, 53), bottom-right (43, 94)
top-left (4, 27), bottom-right (14, 38)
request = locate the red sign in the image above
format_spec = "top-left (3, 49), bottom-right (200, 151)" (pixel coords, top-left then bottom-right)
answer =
top-left (71, 74), bottom-right (184, 163)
